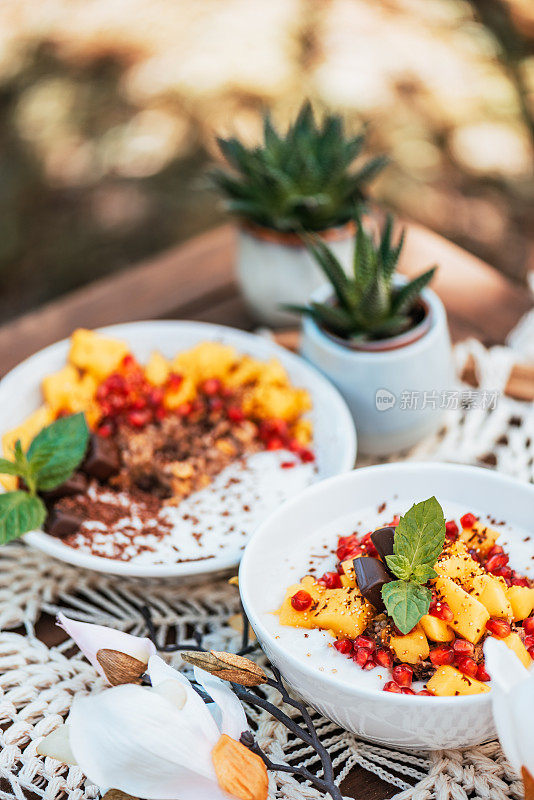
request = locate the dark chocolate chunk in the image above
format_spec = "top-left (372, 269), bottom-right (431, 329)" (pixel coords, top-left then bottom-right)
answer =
top-left (353, 556), bottom-right (391, 612)
top-left (371, 526), bottom-right (396, 562)
top-left (82, 434), bottom-right (120, 481)
top-left (40, 472), bottom-right (88, 503)
top-left (45, 507), bottom-right (84, 538)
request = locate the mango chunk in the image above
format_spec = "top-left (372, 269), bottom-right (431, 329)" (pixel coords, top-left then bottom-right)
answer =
top-left (1, 405), bottom-right (55, 490)
top-left (420, 614), bottom-right (454, 642)
top-left (277, 576), bottom-right (373, 639)
top-left (172, 342), bottom-right (238, 385)
top-left (434, 576), bottom-right (489, 644)
top-left (145, 351), bottom-right (170, 386)
top-left (340, 560), bottom-right (356, 588)
top-left (436, 541), bottom-right (483, 588)
top-left (506, 586), bottom-right (534, 622)
top-left (389, 625), bottom-right (429, 664)
top-left (42, 365), bottom-right (97, 415)
top-left (164, 375), bottom-right (196, 410)
top-left (471, 575), bottom-right (513, 619)
top-left (459, 520), bottom-right (499, 556)
top-left (502, 632), bottom-right (532, 668)
top-left (69, 329), bottom-right (129, 380)
top-left (426, 665), bottom-right (490, 696)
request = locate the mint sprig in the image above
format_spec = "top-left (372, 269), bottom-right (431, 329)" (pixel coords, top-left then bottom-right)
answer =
top-left (0, 413), bottom-right (89, 544)
top-left (381, 496), bottom-right (445, 634)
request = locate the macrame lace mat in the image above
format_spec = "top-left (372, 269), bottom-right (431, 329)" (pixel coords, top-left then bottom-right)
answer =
top-left (0, 339), bottom-right (532, 800)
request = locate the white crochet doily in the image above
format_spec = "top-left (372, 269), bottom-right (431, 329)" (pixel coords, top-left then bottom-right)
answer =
top-left (0, 338), bottom-right (532, 800)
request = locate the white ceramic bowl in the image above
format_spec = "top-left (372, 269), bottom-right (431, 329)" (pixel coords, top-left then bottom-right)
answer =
top-left (239, 462), bottom-right (534, 750)
top-left (0, 320), bottom-right (356, 579)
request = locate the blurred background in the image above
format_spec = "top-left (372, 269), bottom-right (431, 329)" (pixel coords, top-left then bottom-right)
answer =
top-left (1, 0), bottom-right (533, 324)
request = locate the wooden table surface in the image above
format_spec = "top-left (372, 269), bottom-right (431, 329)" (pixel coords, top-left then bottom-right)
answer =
top-left (0, 223), bottom-right (532, 800)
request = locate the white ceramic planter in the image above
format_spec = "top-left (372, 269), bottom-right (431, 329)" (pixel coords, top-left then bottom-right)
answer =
top-left (300, 285), bottom-right (453, 456)
top-left (236, 223), bottom-right (354, 327)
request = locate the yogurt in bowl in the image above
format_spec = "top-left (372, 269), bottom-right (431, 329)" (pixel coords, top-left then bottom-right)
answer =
top-left (239, 462), bottom-right (534, 749)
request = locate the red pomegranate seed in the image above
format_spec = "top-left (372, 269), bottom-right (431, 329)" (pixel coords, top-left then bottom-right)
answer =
top-left (523, 618), bottom-right (534, 636)
top-left (512, 575), bottom-right (530, 587)
top-left (131, 396), bottom-right (147, 410)
top-left (468, 547), bottom-right (481, 563)
top-left (401, 687), bottom-right (415, 695)
top-left (227, 406), bottom-right (245, 422)
top-left (290, 591), bottom-right (312, 611)
top-left (122, 354), bottom-right (135, 367)
top-left (486, 553), bottom-right (509, 573)
top-left (390, 515), bottom-right (400, 527)
top-left (453, 639), bottom-right (474, 657)
top-left (493, 566), bottom-right (513, 583)
top-left (524, 635), bottom-right (534, 650)
top-left (167, 372), bottom-right (183, 389)
top-left (354, 647), bottom-right (373, 667)
top-left (476, 663), bottom-right (491, 682)
top-left (486, 618), bottom-right (511, 638)
top-left (97, 423), bottom-right (113, 438)
top-left (430, 646), bottom-right (454, 666)
top-left (355, 636), bottom-right (376, 653)
top-left (383, 681), bottom-right (402, 693)
top-left (487, 545), bottom-right (504, 557)
top-left (363, 660), bottom-right (377, 670)
top-left (300, 448), bottom-right (315, 463)
top-left (155, 405), bottom-right (166, 420)
top-left (281, 461), bottom-right (296, 469)
top-left (460, 512), bottom-right (477, 528)
top-left (417, 690), bottom-right (433, 696)
top-left (334, 639), bottom-right (353, 655)
top-left (176, 402), bottom-right (192, 416)
top-left (202, 378), bottom-right (222, 396)
top-left (267, 437), bottom-right (284, 451)
top-left (375, 649), bottom-right (393, 669)
top-left (148, 388), bottom-right (164, 406)
top-left (445, 520), bottom-right (459, 539)
top-left (456, 656), bottom-right (478, 678)
top-left (392, 664), bottom-right (413, 687)
top-left (318, 572), bottom-right (342, 589)
top-left (429, 599), bottom-right (454, 622)
top-left (528, 647), bottom-right (534, 660)
top-left (128, 410), bottom-right (151, 428)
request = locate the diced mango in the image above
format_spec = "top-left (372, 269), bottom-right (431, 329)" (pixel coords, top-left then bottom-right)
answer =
top-left (291, 418), bottom-right (313, 446)
top-left (145, 351), bottom-right (170, 386)
top-left (226, 356), bottom-right (288, 389)
top-left (69, 329), bottom-right (129, 380)
top-left (506, 586), bottom-right (534, 622)
top-left (242, 384), bottom-right (311, 423)
top-left (434, 576), bottom-right (489, 644)
top-left (164, 376), bottom-right (196, 410)
top-left (436, 541), bottom-right (483, 587)
top-left (502, 632), bottom-right (532, 668)
top-left (420, 614), bottom-right (454, 642)
top-left (471, 575), bottom-right (513, 619)
top-left (389, 625), bottom-right (429, 664)
top-left (42, 365), bottom-right (97, 415)
top-left (340, 560), bottom-right (356, 588)
top-left (277, 575), bottom-right (373, 639)
top-left (1, 405), bottom-right (55, 490)
top-left (459, 520), bottom-right (499, 556)
top-left (426, 665), bottom-right (490, 696)
top-left (172, 342), bottom-right (238, 385)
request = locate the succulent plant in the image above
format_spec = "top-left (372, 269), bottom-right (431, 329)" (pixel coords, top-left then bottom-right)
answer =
top-left (290, 215), bottom-right (436, 342)
top-left (212, 101), bottom-right (387, 233)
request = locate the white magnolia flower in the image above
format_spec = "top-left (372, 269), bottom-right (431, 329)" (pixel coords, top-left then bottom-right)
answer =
top-left (39, 621), bottom-right (268, 800)
top-left (484, 637), bottom-right (534, 786)
top-left (57, 613), bottom-right (156, 684)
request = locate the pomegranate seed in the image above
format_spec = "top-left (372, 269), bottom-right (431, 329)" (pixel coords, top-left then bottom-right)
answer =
top-left (227, 406), bottom-right (245, 422)
top-left (202, 378), bottom-right (222, 396)
top-left (492, 565), bottom-right (513, 583)
top-left (528, 647), bottom-right (534, 660)
top-left (176, 402), bottom-right (192, 416)
top-left (122, 354), bottom-right (135, 367)
top-left (375, 649), bottom-right (393, 669)
top-left (445, 520), bottom-right (459, 539)
top-left (460, 512), bottom-right (477, 528)
top-left (267, 419), bottom-right (289, 437)
top-left (486, 553), bottom-right (509, 573)
top-left (523, 618), bottom-right (534, 636)
top-left (456, 656), bottom-right (478, 678)
top-left (97, 423), bottom-right (113, 438)
top-left (524, 635), bottom-right (534, 650)
top-left (267, 437), bottom-right (284, 451)
top-left (430, 646), bottom-right (454, 666)
top-left (363, 660), bottom-right (377, 670)
top-left (401, 687), bottom-right (415, 695)
top-left (131, 396), bottom-right (147, 410)
top-left (383, 681), bottom-right (402, 693)
top-left (334, 639), bottom-right (353, 655)
top-left (512, 575), bottom-right (529, 587)
top-left (417, 690), bottom-right (433, 696)
top-left (476, 663), bottom-right (491, 682)
top-left (288, 438), bottom-right (301, 453)
top-left (318, 572), bottom-right (342, 589)
top-left (300, 448), bottom-right (315, 463)
top-left (392, 664), bottom-right (413, 687)
top-left (354, 647), bottom-right (373, 667)
top-left (148, 388), bottom-right (164, 406)
top-left (429, 599), bottom-right (454, 622)
top-left (128, 410), bottom-right (151, 428)
top-left (155, 405), bottom-right (166, 420)
top-left (290, 591), bottom-right (312, 611)
top-left (167, 372), bottom-right (183, 389)
top-left (390, 515), bottom-right (400, 526)
top-left (487, 545), bottom-right (504, 557)
top-left (468, 548), bottom-right (481, 563)
top-left (453, 639), bottom-right (474, 657)
top-left (355, 636), bottom-right (376, 653)
top-left (485, 618), bottom-right (511, 638)
top-left (281, 461), bottom-right (296, 469)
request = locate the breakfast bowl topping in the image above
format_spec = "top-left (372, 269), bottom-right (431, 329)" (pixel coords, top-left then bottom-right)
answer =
top-left (277, 497), bottom-right (534, 696)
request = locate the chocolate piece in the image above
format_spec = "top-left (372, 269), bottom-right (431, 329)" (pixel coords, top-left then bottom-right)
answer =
top-left (371, 526), bottom-right (396, 562)
top-left (40, 472), bottom-right (88, 503)
top-left (45, 507), bottom-right (84, 538)
top-left (82, 434), bottom-right (120, 481)
top-left (353, 556), bottom-right (391, 611)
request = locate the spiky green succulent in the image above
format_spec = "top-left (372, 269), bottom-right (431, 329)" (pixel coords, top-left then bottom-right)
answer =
top-left (212, 101), bottom-right (387, 233)
top-left (290, 215), bottom-right (437, 341)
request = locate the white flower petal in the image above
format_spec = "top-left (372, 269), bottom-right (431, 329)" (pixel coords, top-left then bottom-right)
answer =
top-left (57, 614), bottom-right (155, 680)
top-left (69, 684), bottom-right (218, 798)
top-left (194, 666), bottom-right (248, 741)
top-left (37, 724), bottom-right (77, 765)
top-left (152, 679), bottom-right (187, 710)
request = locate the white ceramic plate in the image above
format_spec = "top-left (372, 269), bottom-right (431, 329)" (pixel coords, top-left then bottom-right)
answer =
top-left (239, 462), bottom-right (534, 749)
top-left (0, 321), bottom-right (356, 579)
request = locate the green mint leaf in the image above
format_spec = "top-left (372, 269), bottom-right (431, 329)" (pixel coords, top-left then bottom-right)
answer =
top-left (385, 554), bottom-right (412, 581)
top-left (0, 492), bottom-right (46, 544)
top-left (382, 581), bottom-right (431, 635)
top-left (390, 496), bottom-right (445, 578)
top-left (411, 564), bottom-right (437, 584)
top-left (27, 413), bottom-right (89, 491)
top-left (0, 458), bottom-right (23, 477)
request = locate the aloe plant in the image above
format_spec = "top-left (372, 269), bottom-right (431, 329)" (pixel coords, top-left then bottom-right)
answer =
top-left (290, 215), bottom-right (436, 341)
top-left (212, 101), bottom-right (387, 233)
